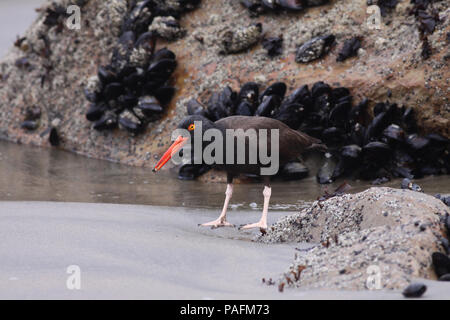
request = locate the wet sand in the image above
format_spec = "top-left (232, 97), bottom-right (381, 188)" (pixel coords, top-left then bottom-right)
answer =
top-left (1, 201), bottom-right (449, 300)
top-left (1, 140), bottom-right (450, 210)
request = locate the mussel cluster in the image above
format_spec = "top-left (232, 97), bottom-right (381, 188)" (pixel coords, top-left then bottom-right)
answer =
top-left (183, 81), bottom-right (450, 183)
top-left (432, 203), bottom-right (450, 281)
top-left (84, 0), bottom-right (201, 135)
top-left (410, 0), bottom-right (440, 60)
top-left (240, 0), bottom-right (330, 16)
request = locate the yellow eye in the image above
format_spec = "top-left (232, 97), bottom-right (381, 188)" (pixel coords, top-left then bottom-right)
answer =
top-left (188, 124), bottom-right (195, 131)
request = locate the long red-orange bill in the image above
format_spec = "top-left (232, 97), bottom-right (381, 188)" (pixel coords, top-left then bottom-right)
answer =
top-left (153, 136), bottom-right (188, 172)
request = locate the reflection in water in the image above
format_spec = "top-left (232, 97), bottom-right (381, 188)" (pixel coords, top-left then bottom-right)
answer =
top-left (1, 141), bottom-right (450, 211)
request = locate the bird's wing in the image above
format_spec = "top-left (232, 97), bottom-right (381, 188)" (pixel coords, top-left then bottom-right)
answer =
top-left (215, 116), bottom-right (322, 162)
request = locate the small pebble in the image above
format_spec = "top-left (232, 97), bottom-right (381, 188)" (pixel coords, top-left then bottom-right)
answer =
top-left (402, 283), bottom-right (426, 298)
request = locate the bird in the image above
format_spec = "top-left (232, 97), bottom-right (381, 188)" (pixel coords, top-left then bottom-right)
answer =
top-left (153, 115), bottom-right (325, 231)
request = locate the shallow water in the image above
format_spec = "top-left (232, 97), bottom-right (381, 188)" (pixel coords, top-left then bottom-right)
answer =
top-left (1, 141), bottom-right (450, 210)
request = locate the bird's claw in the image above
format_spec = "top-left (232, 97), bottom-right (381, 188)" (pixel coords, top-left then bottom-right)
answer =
top-left (199, 219), bottom-right (235, 229)
top-left (239, 221), bottom-right (268, 232)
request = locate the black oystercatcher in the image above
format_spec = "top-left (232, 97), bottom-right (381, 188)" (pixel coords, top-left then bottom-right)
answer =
top-left (153, 115), bottom-right (325, 231)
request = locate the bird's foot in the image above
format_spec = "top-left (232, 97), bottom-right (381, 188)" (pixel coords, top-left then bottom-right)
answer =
top-left (199, 219), bottom-right (234, 229)
top-left (239, 221), bottom-right (268, 232)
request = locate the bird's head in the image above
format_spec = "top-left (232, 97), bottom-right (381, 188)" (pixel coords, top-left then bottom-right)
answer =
top-left (153, 115), bottom-right (216, 172)
top-left (177, 114), bottom-right (216, 137)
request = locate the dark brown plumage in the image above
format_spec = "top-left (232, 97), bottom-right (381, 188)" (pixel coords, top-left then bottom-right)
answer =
top-left (214, 115), bottom-right (323, 174)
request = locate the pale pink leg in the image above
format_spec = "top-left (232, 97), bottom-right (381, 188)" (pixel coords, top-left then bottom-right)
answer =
top-left (200, 184), bottom-right (234, 229)
top-left (240, 186), bottom-right (271, 231)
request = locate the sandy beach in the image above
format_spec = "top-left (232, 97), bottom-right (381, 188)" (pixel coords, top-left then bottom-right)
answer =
top-left (1, 201), bottom-right (449, 300)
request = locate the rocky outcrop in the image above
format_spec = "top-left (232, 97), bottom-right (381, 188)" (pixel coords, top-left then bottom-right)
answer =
top-left (259, 187), bottom-right (450, 290)
top-left (0, 0), bottom-right (448, 168)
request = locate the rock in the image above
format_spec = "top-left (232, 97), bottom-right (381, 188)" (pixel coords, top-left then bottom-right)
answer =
top-left (262, 35), bottom-right (283, 57)
top-left (295, 34), bottom-right (335, 63)
top-left (316, 156), bottom-right (336, 184)
top-left (148, 16), bottom-right (186, 41)
top-left (435, 194), bottom-right (450, 208)
top-left (441, 237), bottom-right (449, 254)
top-left (259, 187), bottom-right (449, 290)
top-left (178, 164), bottom-right (211, 180)
top-left (20, 120), bottom-right (38, 131)
top-left (372, 177), bottom-right (389, 185)
top-left (432, 252), bottom-right (450, 278)
top-left (336, 37), bottom-right (361, 62)
top-left (49, 127), bottom-right (60, 146)
top-left (401, 178), bottom-right (422, 192)
top-left (305, 0), bottom-right (329, 6)
top-left (438, 274), bottom-right (450, 281)
top-left (0, 0), bottom-right (448, 168)
top-left (279, 162), bottom-right (309, 180)
top-left (446, 214), bottom-right (450, 234)
top-left (402, 283), bottom-right (427, 298)
top-left (218, 23), bottom-right (262, 54)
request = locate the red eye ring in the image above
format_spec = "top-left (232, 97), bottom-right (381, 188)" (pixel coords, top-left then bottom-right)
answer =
top-left (188, 124), bottom-right (195, 131)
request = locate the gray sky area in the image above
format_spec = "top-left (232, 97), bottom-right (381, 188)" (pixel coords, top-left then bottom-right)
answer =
top-left (0, 0), bottom-right (44, 58)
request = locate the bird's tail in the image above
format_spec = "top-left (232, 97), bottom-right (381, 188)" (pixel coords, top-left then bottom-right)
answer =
top-left (295, 130), bottom-right (328, 153)
top-left (306, 142), bottom-right (328, 153)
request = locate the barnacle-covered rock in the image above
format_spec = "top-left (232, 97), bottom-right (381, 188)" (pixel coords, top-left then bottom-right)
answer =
top-left (84, 76), bottom-right (103, 103)
top-left (149, 16), bottom-right (186, 40)
top-left (95, 0), bottom-right (128, 38)
top-left (111, 31), bottom-right (136, 72)
top-left (295, 34), bottom-right (335, 63)
top-left (129, 47), bottom-right (152, 68)
top-left (218, 23), bottom-right (263, 54)
top-left (260, 188), bottom-right (449, 290)
top-left (118, 110), bottom-right (144, 134)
